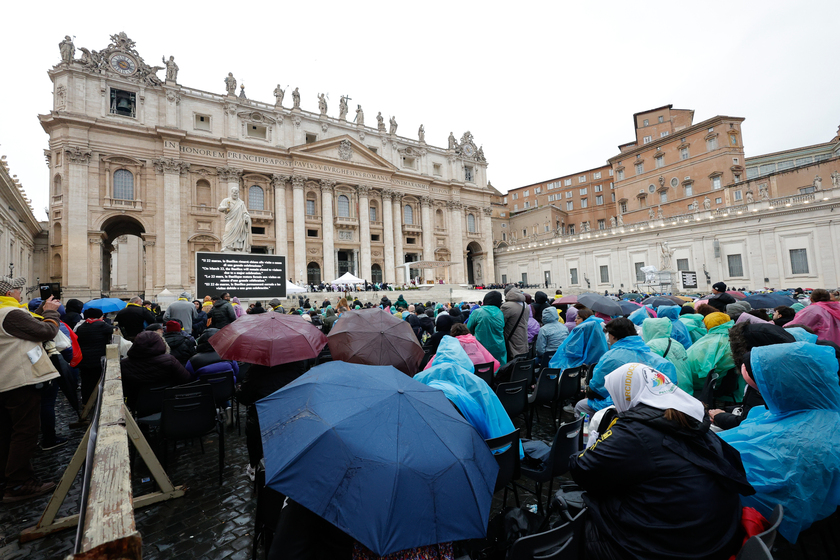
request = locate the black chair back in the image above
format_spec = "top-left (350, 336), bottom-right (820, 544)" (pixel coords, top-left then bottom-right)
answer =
top-left (735, 536), bottom-right (773, 560)
top-left (756, 504), bottom-right (783, 549)
top-left (511, 360), bottom-right (535, 386)
top-left (485, 429), bottom-right (520, 494)
top-left (474, 362), bottom-right (495, 387)
top-left (547, 417), bottom-right (583, 478)
top-left (532, 369), bottom-right (560, 406)
top-left (197, 368), bottom-right (236, 407)
top-left (584, 363), bottom-right (597, 386)
top-left (132, 384), bottom-right (169, 418)
top-left (507, 508), bottom-right (586, 560)
top-left (161, 383), bottom-right (216, 441)
top-left (496, 378), bottom-right (529, 420)
top-left (557, 367), bottom-right (584, 402)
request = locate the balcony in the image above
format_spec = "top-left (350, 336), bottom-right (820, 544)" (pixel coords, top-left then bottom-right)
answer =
top-left (402, 223), bottom-right (422, 233)
top-left (305, 213), bottom-right (321, 223)
top-left (370, 220), bottom-right (383, 227)
top-left (334, 215), bottom-right (358, 227)
top-left (191, 204), bottom-right (216, 215)
top-left (104, 197), bottom-right (143, 211)
top-left (250, 209), bottom-right (274, 222)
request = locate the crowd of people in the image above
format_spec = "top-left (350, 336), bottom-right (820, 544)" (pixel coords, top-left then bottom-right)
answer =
top-left (3, 275), bottom-right (840, 559)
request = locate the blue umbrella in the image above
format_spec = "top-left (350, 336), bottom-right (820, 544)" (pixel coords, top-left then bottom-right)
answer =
top-left (256, 361), bottom-right (498, 556)
top-left (744, 293), bottom-right (797, 309)
top-left (82, 298), bottom-right (127, 313)
top-left (618, 301), bottom-right (641, 316)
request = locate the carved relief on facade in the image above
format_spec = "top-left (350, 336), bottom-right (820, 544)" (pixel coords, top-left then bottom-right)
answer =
top-left (338, 139), bottom-right (353, 161)
top-left (154, 157), bottom-right (190, 175)
top-left (216, 166), bottom-right (244, 182)
top-left (65, 146), bottom-right (92, 165)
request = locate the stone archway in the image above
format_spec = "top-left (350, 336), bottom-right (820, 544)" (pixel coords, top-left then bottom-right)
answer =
top-left (466, 241), bottom-right (483, 285)
top-left (99, 214), bottom-right (147, 298)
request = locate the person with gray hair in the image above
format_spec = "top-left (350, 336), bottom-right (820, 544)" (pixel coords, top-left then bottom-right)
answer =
top-left (115, 294), bottom-right (157, 341)
top-left (164, 291), bottom-right (197, 336)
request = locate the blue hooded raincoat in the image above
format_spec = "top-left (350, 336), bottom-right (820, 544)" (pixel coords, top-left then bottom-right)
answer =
top-left (657, 305), bottom-right (693, 349)
top-left (548, 316), bottom-right (608, 372)
top-left (720, 342), bottom-right (840, 542)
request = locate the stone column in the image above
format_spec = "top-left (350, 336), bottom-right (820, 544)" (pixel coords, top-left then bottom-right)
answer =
top-left (448, 201), bottom-right (465, 284)
top-left (392, 193), bottom-right (405, 283)
top-left (158, 158), bottom-right (191, 290)
top-left (291, 176), bottom-right (306, 283)
top-left (381, 190), bottom-right (395, 283)
top-left (89, 235), bottom-right (103, 297)
top-left (482, 206), bottom-right (495, 284)
top-left (357, 185), bottom-right (372, 280)
top-left (142, 235), bottom-right (156, 296)
top-left (321, 179), bottom-right (336, 282)
top-left (272, 174), bottom-right (289, 258)
top-left (420, 195), bottom-right (434, 282)
top-left (65, 146), bottom-right (92, 298)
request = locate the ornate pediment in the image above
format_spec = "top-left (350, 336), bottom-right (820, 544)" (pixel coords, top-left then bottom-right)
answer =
top-left (237, 111), bottom-right (278, 125)
top-left (70, 32), bottom-right (164, 87)
top-left (290, 135), bottom-right (397, 171)
top-left (397, 146), bottom-right (427, 158)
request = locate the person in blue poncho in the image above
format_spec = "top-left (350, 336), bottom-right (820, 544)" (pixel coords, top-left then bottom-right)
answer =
top-left (575, 317), bottom-right (678, 417)
top-left (548, 311), bottom-right (608, 373)
top-left (720, 342), bottom-right (840, 543)
top-left (656, 305), bottom-right (693, 349)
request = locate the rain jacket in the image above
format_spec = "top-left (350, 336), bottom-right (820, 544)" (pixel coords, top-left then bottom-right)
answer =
top-left (424, 333), bottom-right (500, 373)
top-left (531, 291), bottom-right (551, 326)
top-left (414, 337), bottom-right (516, 447)
top-left (535, 306), bottom-right (568, 357)
top-left (792, 301), bottom-right (840, 346)
top-left (467, 305), bottom-right (507, 365)
top-left (641, 318), bottom-right (693, 394)
top-left (720, 343), bottom-right (840, 542)
top-left (526, 306), bottom-right (540, 344)
top-left (656, 305), bottom-right (693, 349)
top-left (587, 336), bottom-right (678, 412)
top-left (207, 299), bottom-right (236, 329)
top-left (120, 331), bottom-right (190, 410)
top-left (501, 288), bottom-right (529, 358)
top-left (685, 320), bottom-right (736, 396)
top-left (322, 308), bottom-right (337, 334)
top-left (628, 306), bottom-right (655, 326)
top-left (785, 326), bottom-right (818, 343)
top-left (548, 316), bottom-right (608, 372)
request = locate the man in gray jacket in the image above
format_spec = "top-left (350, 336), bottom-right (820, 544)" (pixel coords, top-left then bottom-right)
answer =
top-left (164, 291), bottom-right (197, 335)
top-left (501, 287), bottom-right (529, 359)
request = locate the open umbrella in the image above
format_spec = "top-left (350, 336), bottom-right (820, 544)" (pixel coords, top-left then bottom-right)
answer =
top-left (622, 293), bottom-right (644, 302)
top-left (327, 308), bottom-right (424, 375)
top-left (577, 293), bottom-right (622, 316)
top-left (727, 290), bottom-right (746, 300)
top-left (618, 301), bottom-right (642, 315)
top-left (82, 298), bottom-right (126, 313)
top-left (641, 295), bottom-right (685, 307)
top-left (257, 361), bottom-right (498, 556)
top-left (553, 295), bottom-right (578, 305)
top-left (744, 293), bottom-right (797, 309)
top-left (209, 312), bottom-right (327, 366)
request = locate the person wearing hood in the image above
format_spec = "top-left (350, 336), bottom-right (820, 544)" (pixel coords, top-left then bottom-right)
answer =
top-left (394, 294), bottom-right (408, 309)
top-left (577, 318), bottom-right (678, 417)
top-left (678, 313), bottom-right (708, 344)
top-left (570, 363), bottom-right (754, 560)
top-left (207, 295), bottom-right (236, 329)
top-left (186, 328), bottom-right (240, 382)
top-left (640, 317), bottom-right (692, 393)
top-left (720, 343), bottom-right (840, 543)
top-left (791, 288), bottom-right (840, 345)
top-left (230, 296), bottom-right (244, 318)
top-left (75, 308), bottom-right (117, 404)
top-left (656, 305), bottom-right (693, 349)
top-left (466, 292), bottom-right (507, 365)
top-left (526, 305), bottom-right (540, 344)
top-left (548, 312), bottom-right (608, 373)
top-left (321, 307), bottom-right (337, 335)
top-left (564, 305), bottom-right (578, 333)
top-left (269, 298), bottom-right (285, 314)
top-left (404, 311), bottom-right (423, 342)
top-left (535, 306), bottom-right (568, 366)
top-left (424, 323), bottom-right (500, 373)
top-left (707, 281), bottom-right (737, 313)
top-left (162, 320), bottom-right (196, 365)
top-left (164, 292), bottom-right (197, 336)
top-left (418, 308), bottom-right (435, 338)
top-left (725, 301), bottom-right (751, 323)
top-left (120, 331), bottom-right (190, 411)
top-left (501, 287), bottom-right (529, 359)
top-left (426, 313), bottom-right (455, 357)
top-left (63, 298), bottom-right (84, 329)
top-left (685, 312), bottom-right (737, 397)
top-left (192, 300), bottom-right (208, 337)
top-left (530, 291), bottom-right (551, 326)
top-left (448, 305), bottom-right (465, 324)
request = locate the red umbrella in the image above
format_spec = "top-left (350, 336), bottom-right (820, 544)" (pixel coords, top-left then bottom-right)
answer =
top-left (551, 295), bottom-right (578, 307)
top-left (327, 308), bottom-right (425, 376)
top-left (727, 291), bottom-right (746, 300)
top-left (209, 313), bottom-right (327, 367)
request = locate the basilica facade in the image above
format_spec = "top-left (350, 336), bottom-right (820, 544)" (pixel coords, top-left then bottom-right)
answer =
top-left (43, 32), bottom-right (496, 300)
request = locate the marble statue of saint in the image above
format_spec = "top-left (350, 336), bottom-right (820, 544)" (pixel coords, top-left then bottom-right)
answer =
top-left (224, 73), bottom-right (237, 96)
top-left (759, 184), bottom-right (769, 200)
top-left (657, 205), bottom-right (664, 219)
top-left (649, 207), bottom-right (655, 220)
top-left (832, 171), bottom-right (840, 188)
top-left (355, 105), bottom-right (364, 125)
top-left (813, 175), bottom-right (822, 190)
top-left (389, 116), bottom-right (398, 135)
top-left (273, 84), bottom-right (285, 107)
top-left (660, 241), bottom-right (674, 270)
top-left (690, 200), bottom-right (698, 212)
top-left (218, 186), bottom-right (252, 252)
top-left (703, 196), bottom-right (711, 210)
top-left (59, 36), bottom-right (75, 64)
top-left (746, 190), bottom-right (754, 204)
top-left (609, 216), bottom-right (616, 228)
top-left (339, 96), bottom-right (349, 120)
top-left (162, 56), bottom-right (178, 81)
top-left (418, 124), bottom-right (425, 143)
top-left (376, 112), bottom-right (385, 132)
top-left (617, 214), bottom-right (624, 226)
top-left (292, 87), bottom-right (300, 109)
top-left (318, 93), bottom-right (327, 115)
top-left (448, 132), bottom-right (457, 150)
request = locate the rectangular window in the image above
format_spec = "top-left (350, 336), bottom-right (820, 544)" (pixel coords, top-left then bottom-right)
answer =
top-left (501, 274), bottom-right (507, 284)
top-left (569, 225), bottom-right (575, 235)
top-left (712, 176), bottom-right (722, 190)
top-left (369, 206), bottom-right (377, 222)
top-left (635, 163), bottom-right (644, 175)
top-left (706, 136), bottom-right (719, 151)
top-left (620, 201), bottom-right (627, 213)
top-left (594, 184), bottom-right (603, 193)
top-left (598, 219), bottom-right (605, 230)
top-left (564, 179), bottom-right (572, 186)
top-left (596, 195), bottom-right (603, 205)
top-left (655, 156), bottom-right (664, 169)
top-left (464, 166), bottom-right (474, 182)
top-left (110, 89), bottom-right (136, 117)
top-left (565, 191), bottom-right (573, 199)
top-left (194, 114), bottom-right (211, 131)
top-left (685, 184), bottom-right (693, 197)
top-left (579, 175), bottom-right (586, 182)
top-left (617, 169), bottom-right (625, 181)
top-left (611, 193), bottom-right (616, 202)
top-left (635, 262), bottom-right (645, 282)
top-left (790, 249), bottom-right (809, 274)
top-left (544, 224), bottom-right (550, 232)
top-left (600, 265), bottom-right (609, 283)
top-left (677, 258), bottom-right (689, 271)
top-left (521, 273), bottom-right (528, 285)
top-left (580, 188), bottom-right (588, 195)
top-left (406, 237), bottom-right (416, 244)
top-left (248, 124), bottom-right (267, 139)
top-left (500, 212), bottom-right (506, 217)
top-left (715, 197), bottom-right (722, 204)
top-left (643, 119), bottom-right (649, 126)
top-left (535, 187), bottom-right (542, 194)
top-left (513, 204), bottom-right (518, 211)
top-left (581, 198), bottom-right (588, 208)
top-left (734, 190), bottom-right (743, 201)
top-left (658, 116), bottom-right (664, 123)
top-left (777, 160), bottom-right (794, 171)
top-left (502, 233), bottom-right (506, 241)
top-left (306, 200), bottom-right (316, 216)
top-left (512, 193), bottom-right (518, 200)
top-left (643, 136), bottom-right (652, 144)
top-left (795, 157), bottom-right (813, 167)
top-left (759, 163), bottom-right (777, 175)
top-left (307, 229), bottom-right (319, 237)
top-left (609, 169), bottom-right (614, 176)
top-left (660, 131), bottom-right (669, 137)
top-left (594, 172), bottom-right (601, 179)
top-left (305, 133), bottom-right (317, 144)
top-left (547, 195), bottom-right (554, 202)
top-left (800, 186), bottom-right (816, 194)
top-left (524, 201), bottom-right (530, 209)
top-left (727, 254), bottom-right (744, 277)
top-left (524, 190), bottom-right (529, 197)
top-left (659, 191), bottom-right (667, 203)
top-left (730, 134), bottom-right (738, 146)
top-left (566, 201), bottom-right (574, 211)
top-left (367, 146), bottom-right (378, 154)
top-left (680, 147), bottom-right (690, 160)
top-left (371, 234), bottom-right (380, 242)
top-left (570, 268), bottom-right (579, 285)
top-left (433, 163), bottom-right (442, 176)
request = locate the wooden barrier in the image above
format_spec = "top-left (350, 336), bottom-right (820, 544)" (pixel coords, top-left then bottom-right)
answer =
top-left (20, 343), bottom-right (185, 558)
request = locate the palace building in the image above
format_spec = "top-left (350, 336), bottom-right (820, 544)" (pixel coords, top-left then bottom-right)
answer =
top-left (43, 32), bottom-right (498, 300)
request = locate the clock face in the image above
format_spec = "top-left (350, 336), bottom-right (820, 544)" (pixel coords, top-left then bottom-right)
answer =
top-left (462, 144), bottom-right (475, 157)
top-left (109, 54), bottom-right (137, 76)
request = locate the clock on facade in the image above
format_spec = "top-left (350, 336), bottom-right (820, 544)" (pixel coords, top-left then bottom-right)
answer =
top-left (462, 144), bottom-right (475, 157)
top-left (109, 54), bottom-right (137, 76)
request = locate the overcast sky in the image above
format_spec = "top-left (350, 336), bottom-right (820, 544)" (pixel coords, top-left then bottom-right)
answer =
top-left (2, 1), bottom-right (839, 221)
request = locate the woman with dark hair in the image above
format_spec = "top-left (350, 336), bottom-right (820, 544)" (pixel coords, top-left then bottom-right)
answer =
top-left (571, 363), bottom-right (754, 560)
top-left (425, 313), bottom-right (455, 357)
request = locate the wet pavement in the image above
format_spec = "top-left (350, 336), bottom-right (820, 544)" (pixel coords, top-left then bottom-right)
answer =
top-left (0, 389), bottom-right (566, 559)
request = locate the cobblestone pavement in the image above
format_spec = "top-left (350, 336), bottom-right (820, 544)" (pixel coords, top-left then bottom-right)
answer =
top-left (0, 388), bottom-right (567, 559)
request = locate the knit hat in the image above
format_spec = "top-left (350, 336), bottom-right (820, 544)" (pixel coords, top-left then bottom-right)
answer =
top-left (712, 282), bottom-right (727, 292)
top-left (165, 320), bottom-right (182, 333)
top-left (704, 312), bottom-right (731, 329)
top-left (84, 308), bottom-right (103, 319)
top-left (483, 291), bottom-right (503, 308)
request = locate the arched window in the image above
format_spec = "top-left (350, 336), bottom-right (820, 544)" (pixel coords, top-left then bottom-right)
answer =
top-left (248, 185), bottom-right (264, 210)
top-left (196, 179), bottom-right (211, 207)
top-left (53, 175), bottom-right (62, 196)
top-left (307, 262), bottom-right (321, 285)
top-left (404, 204), bottom-right (414, 225)
top-left (371, 264), bottom-right (383, 283)
top-left (467, 213), bottom-right (476, 233)
top-left (337, 195), bottom-right (350, 217)
top-left (52, 253), bottom-right (62, 278)
top-left (113, 169), bottom-right (134, 200)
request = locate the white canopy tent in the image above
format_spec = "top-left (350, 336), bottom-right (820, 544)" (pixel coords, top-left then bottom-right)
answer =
top-left (397, 261), bottom-right (458, 284)
top-left (286, 280), bottom-right (306, 294)
top-left (329, 272), bottom-right (366, 285)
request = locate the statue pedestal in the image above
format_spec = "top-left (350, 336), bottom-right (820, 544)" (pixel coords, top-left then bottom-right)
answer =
top-left (291, 107), bottom-right (301, 113)
top-left (165, 79), bottom-right (177, 86)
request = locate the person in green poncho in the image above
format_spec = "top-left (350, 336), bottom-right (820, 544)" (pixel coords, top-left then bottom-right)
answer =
top-left (466, 291), bottom-right (507, 365)
top-left (679, 313), bottom-right (708, 344)
top-left (685, 312), bottom-right (739, 397)
top-left (641, 317), bottom-right (693, 394)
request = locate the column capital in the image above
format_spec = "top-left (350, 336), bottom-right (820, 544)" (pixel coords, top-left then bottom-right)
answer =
top-left (420, 195), bottom-right (433, 207)
top-left (291, 175), bottom-right (306, 190)
top-left (216, 166), bottom-right (243, 182)
top-left (446, 200), bottom-right (463, 210)
top-left (392, 192), bottom-right (404, 203)
top-left (319, 179), bottom-right (336, 193)
top-left (482, 206), bottom-right (493, 217)
top-left (65, 146), bottom-right (92, 165)
top-left (357, 184), bottom-right (372, 196)
top-left (381, 189), bottom-right (394, 200)
top-left (271, 173), bottom-right (290, 188)
top-left (154, 157), bottom-right (190, 175)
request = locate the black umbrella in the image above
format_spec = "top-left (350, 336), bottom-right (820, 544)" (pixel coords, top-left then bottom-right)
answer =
top-left (577, 293), bottom-right (622, 316)
top-left (744, 293), bottom-right (797, 309)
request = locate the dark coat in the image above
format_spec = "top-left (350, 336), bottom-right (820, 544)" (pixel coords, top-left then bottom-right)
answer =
top-left (713, 386), bottom-right (766, 430)
top-left (163, 331), bottom-right (197, 365)
top-left (207, 300), bottom-right (236, 329)
top-left (115, 304), bottom-right (158, 339)
top-left (707, 292), bottom-right (737, 313)
top-left (192, 310), bottom-right (208, 337)
top-left (570, 404), bottom-right (753, 560)
top-left (120, 331), bottom-right (190, 409)
top-left (74, 319), bottom-right (115, 370)
top-left (64, 298), bottom-right (84, 329)
top-left (531, 291), bottom-right (551, 326)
